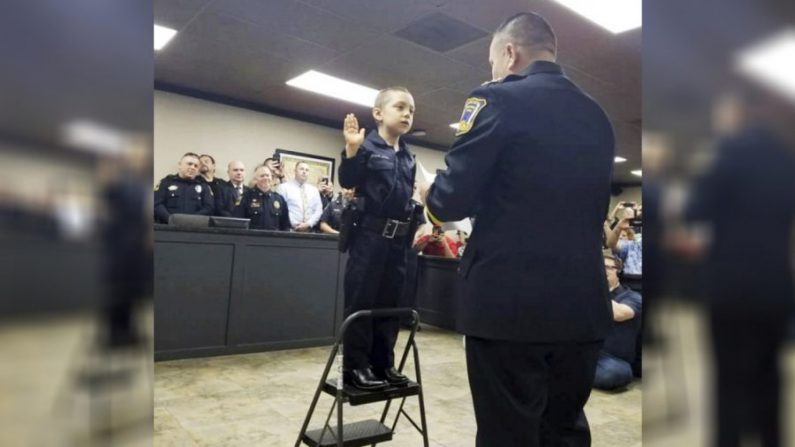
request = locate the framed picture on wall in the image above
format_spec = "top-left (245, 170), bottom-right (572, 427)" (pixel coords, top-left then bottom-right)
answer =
top-left (274, 148), bottom-right (336, 186)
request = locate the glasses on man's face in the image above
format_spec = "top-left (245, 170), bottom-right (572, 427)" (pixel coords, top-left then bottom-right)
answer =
top-left (604, 264), bottom-right (617, 271)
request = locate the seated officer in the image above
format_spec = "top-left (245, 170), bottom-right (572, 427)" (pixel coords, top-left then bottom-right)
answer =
top-left (318, 187), bottom-right (354, 234)
top-left (593, 254), bottom-right (642, 390)
top-left (234, 164), bottom-right (290, 231)
top-left (154, 152), bottom-right (214, 223)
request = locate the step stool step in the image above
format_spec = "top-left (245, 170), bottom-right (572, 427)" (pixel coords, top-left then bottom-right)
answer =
top-left (322, 378), bottom-right (421, 406)
top-left (302, 419), bottom-right (392, 447)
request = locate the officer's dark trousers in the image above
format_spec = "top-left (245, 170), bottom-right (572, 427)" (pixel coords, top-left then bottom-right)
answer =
top-left (343, 230), bottom-right (407, 370)
top-left (709, 310), bottom-right (788, 447)
top-left (465, 336), bottom-right (602, 447)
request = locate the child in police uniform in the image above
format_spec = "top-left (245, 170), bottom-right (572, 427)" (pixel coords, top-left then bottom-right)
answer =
top-left (338, 87), bottom-right (418, 390)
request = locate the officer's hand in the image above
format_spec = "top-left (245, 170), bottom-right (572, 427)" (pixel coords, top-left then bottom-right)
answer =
top-left (295, 223), bottom-right (311, 232)
top-left (343, 113), bottom-right (365, 158)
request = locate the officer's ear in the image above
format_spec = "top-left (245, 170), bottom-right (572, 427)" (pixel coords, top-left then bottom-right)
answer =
top-left (506, 42), bottom-right (519, 71)
top-left (372, 107), bottom-right (383, 125)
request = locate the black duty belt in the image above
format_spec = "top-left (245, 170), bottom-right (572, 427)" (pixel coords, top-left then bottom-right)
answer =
top-left (359, 214), bottom-right (411, 239)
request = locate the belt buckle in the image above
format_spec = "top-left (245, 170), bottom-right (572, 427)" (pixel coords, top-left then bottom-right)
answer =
top-left (382, 219), bottom-right (399, 239)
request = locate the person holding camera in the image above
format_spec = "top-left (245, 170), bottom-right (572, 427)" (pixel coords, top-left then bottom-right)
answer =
top-left (263, 157), bottom-right (285, 187)
top-left (606, 205), bottom-right (642, 291)
top-left (413, 225), bottom-right (458, 259)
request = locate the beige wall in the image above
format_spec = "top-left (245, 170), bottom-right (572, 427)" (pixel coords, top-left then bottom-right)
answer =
top-left (155, 90), bottom-right (638, 213)
top-left (154, 91), bottom-right (447, 191)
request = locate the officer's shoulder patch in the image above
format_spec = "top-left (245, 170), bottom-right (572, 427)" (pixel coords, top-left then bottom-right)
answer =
top-left (455, 97), bottom-right (488, 136)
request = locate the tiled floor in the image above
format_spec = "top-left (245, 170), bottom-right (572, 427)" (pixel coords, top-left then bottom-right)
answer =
top-left (155, 326), bottom-right (641, 446)
top-left (0, 311), bottom-right (153, 447)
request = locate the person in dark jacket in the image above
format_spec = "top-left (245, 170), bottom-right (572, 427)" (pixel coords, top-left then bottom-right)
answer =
top-left (198, 154), bottom-right (235, 216)
top-left (154, 152), bottom-right (213, 223)
top-left (420, 13), bottom-right (615, 446)
top-left (234, 164), bottom-right (290, 231)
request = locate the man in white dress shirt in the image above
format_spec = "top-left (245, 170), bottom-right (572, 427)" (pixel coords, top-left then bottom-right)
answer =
top-left (276, 161), bottom-right (323, 232)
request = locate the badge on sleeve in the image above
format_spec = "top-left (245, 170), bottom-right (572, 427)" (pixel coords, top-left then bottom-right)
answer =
top-left (456, 97), bottom-right (488, 136)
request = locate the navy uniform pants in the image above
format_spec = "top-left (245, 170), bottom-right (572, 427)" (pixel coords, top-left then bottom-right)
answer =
top-left (342, 229), bottom-right (407, 370)
top-left (466, 336), bottom-right (602, 447)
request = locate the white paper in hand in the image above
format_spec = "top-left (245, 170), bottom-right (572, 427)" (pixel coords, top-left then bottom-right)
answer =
top-left (416, 161), bottom-right (473, 234)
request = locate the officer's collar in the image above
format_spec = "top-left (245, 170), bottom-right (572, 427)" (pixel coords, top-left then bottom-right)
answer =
top-left (512, 60), bottom-right (563, 79)
top-left (367, 129), bottom-right (408, 152)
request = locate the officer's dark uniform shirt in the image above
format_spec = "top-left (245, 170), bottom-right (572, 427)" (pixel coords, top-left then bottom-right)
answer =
top-left (234, 187), bottom-right (291, 231)
top-left (199, 177), bottom-right (235, 217)
top-left (154, 174), bottom-right (214, 223)
top-left (339, 130), bottom-right (416, 221)
top-left (320, 194), bottom-right (348, 231)
top-left (425, 61), bottom-right (615, 342)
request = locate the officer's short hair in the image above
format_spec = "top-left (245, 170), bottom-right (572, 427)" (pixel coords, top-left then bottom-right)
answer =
top-left (374, 86), bottom-right (411, 110)
top-left (181, 152), bottom-right (200, 161)
top-left (199, 154), bottom-right (216, 164)
top-left (494, 12), bottom-right (557, 56)
top-left (254, 164), bottom-right (273, 176)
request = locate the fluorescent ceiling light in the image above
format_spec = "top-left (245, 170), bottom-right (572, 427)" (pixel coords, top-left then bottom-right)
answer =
top-left (631, 170), bottom-right (642, 177)
top-left (61, 120), bottom-right (125, 155)
top-left (614, 156), bottom-right (627, 163)
top-left (735, 28), bottom-right (795, 103)
top-left (154, 24), bottom-right (177, 50)
top-left (553, 0), bottom-right (641, 34)
top-left (286, 70), bottom-right (379, 107)
top-left (449, 123), bottom-right (460, 130)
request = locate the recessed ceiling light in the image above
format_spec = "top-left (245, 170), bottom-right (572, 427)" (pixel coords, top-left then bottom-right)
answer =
top-left (154, 24), bottom-right (178, 51)
top-left (614, 156), bottom-right (627, 163)
top-left (735, 28), bottom-right (795, 103)
top-left (553, 0), bottom-right (642, 34)
top-left (449, 123), bottom-right (460, 130)
top-left (631, 169), bottom-right (642, 177)
top-left (286, 70), bottom-right (379, 107)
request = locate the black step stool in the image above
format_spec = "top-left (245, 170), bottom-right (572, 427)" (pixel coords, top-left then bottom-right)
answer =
top-left (296, 308), bottom-right (429, 447)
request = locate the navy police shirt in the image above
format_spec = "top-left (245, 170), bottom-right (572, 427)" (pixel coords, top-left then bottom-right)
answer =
top-left (339, 130), bottom-right (416, 221)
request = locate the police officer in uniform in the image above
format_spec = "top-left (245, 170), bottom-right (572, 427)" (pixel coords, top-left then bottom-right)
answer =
top-left (339, 86), bottom-right (418, 390)
top-left (318, 188), bottom-right (354, 234)
top-left (154, 152), bottom-right (214, 223)
top-left (234, 164), bottom-right (290, 231)
top-left (420, 13), bottom-right (615, 446)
